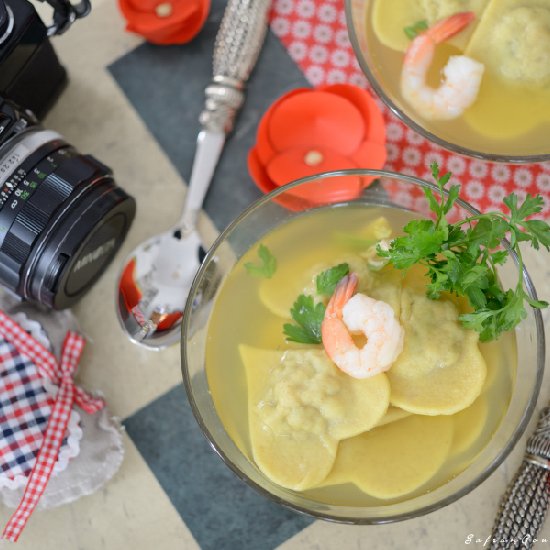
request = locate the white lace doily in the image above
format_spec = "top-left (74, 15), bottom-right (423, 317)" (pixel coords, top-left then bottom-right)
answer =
top-left (0, 292), bottom-right (124, 508)
top-left (0, 407), bottom-right (124, 509)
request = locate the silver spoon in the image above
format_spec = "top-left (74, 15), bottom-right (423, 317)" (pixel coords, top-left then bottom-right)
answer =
top-left (115, 0), bottom-right (271, 349)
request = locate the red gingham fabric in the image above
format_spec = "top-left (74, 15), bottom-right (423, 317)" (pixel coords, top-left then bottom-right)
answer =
top-left (0, 312), bottom-right (57, 382)
top-left (0, 340), bottom-right (69, 483)
top-left (0, 317), bottom-right (78, 485)
top-left (268, 0), bottom-right (550, 218)
top-left (0, 312), bottom-right (104, 542)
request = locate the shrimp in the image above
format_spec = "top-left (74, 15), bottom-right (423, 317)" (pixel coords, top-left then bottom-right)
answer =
top-left (401, 11), bottom-right (485, 121)
top-left (321, 273), bottom-right (404, 379)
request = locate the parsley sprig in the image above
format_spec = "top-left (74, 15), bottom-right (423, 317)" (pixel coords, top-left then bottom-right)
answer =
top-left (244, 244), bottom-right (277, 278)
top-left (377, 163), bottom-right (550, 342)
top-left (283, 264), bottom-right (349, 344)
top-left (283, 295), bottom-right (325, 344)
top-left (403, 19), bottom-right (428, 40)
top-left (316, 263), bottom-right (349, 296)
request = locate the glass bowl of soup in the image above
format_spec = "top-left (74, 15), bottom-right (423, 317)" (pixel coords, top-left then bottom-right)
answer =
top-left (181, 170), bottom-right (545, 523)
top-left (345, 0), bottom-right (550, 163)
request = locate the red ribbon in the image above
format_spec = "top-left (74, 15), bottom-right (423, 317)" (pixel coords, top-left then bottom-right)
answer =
top-left (0, 310), bottom-right (104, 542)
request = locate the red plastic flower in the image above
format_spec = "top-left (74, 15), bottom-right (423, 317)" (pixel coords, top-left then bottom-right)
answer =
top-left (118, 0), bottom-right (210, 45)
top-left (248, 84), bottom-right (387, 209)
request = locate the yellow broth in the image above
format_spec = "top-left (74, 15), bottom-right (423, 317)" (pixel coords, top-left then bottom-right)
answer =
top-left (365, 1), bottom-right (550, 157)
top-left (205, 204), bottom-right (516, 506)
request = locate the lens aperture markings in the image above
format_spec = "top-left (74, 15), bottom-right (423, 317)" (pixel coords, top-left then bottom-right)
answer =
top-left (0, 145), bottom-right (67, 250)
top-left (0, 167), bottom-right (25, 207)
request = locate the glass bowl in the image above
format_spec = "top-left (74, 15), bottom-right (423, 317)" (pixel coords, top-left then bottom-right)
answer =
top-left (181, 170), bottom-right (545, 523)
top-left (344, 0), bottom-right (550, 163)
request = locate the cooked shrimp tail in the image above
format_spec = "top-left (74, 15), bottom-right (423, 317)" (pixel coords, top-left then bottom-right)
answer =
top-left (326, 273), bottom-right (359, 319)
top-left (321, 273), bottom-right (404, 379)
top-left (425, 11), bottom-right (475, 43)
top-left (401, 12), bottom-right (484, 121)
top-left (322, 274), bottom-right (359, 370)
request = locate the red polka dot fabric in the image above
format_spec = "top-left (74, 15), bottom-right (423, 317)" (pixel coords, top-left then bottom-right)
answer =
top-left (269, 0), bottom-right (550, 218)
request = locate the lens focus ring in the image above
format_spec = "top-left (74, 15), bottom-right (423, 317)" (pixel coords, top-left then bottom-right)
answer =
top-left (0, 154), bottom-right (108, 289)
top-left (17, 202), bottom-right (49, 235)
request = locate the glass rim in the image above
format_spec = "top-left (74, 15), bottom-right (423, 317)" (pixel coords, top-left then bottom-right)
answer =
top-left (343, 0), bottom-right (550, 165)
top-left (181, 168), bottom-right (546, 524)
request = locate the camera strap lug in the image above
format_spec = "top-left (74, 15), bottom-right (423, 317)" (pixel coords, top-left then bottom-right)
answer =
top-left (37, 0), bottom-right (91, 35)
top-left (0, 3), bottom-right (13, 45)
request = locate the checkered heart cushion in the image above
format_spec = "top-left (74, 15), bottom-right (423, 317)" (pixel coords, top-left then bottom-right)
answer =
top-left (0, 336), bottom-right (79, 488)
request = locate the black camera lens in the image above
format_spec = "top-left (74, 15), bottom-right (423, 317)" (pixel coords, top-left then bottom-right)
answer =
top-left (0, 100), bottom-right (135, 309)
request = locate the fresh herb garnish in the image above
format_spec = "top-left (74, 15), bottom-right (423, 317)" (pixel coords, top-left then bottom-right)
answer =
top-left (282, 264), bottom-right (348, 343)
top-left (403, 19), bottom-right (429, 40)
top-left (244, 244), bottom-right (277, 278)
top-left (283, 294), bottom-right (325, 344)
top-left (377, 162), bottom-right (550, 342)
top-left (316, 263), bottom-right (349, 296)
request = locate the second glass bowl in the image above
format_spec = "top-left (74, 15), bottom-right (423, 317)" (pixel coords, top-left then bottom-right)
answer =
top-left (345, 0), bottom-right (550, 163)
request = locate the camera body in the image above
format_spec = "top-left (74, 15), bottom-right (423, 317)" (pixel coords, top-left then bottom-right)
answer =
top-left (0, 0), bottom-right (68, 119)
top-left (0, 1), bottom-right (136, 310)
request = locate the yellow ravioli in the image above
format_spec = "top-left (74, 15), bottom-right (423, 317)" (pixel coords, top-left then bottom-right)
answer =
top-left (368, 263), bottom-right (431, 320)
top-left (374, 406), bottom-right (411, 428)
top-left (450, 394), bottom-right (489, 454)
top-left (362, 216), bottom-right (393, 240)
top-left (333, 216), bottom-right (393, 251)
top-left (257, 250), bottom-right (326, 319)
top-left (388, 288), bottom-right (486, 415)
top-left (464, 0), bottom-right (550, 139)
top-left (368, 266), bottom-right (404, 317)
top-left (259, 217), bottom-right (392, 319)
top-left (240, 346), bottom-right (390, 490)
top-left (247, 422), bottom-right (338, 492)
top-left (321, 415), bottom-right (454, 498)
top-left (259, 254), bottom-right (371, 319)
top-left (372, 0), bottom-right (489, 52)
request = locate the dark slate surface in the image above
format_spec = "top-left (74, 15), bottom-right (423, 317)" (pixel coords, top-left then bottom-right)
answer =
top-left (108, 0), bottom-right (310, 231)
top-left (124, 385), bottom-right (314, 550)
top-left (111, 2), bottom-right (315, 545)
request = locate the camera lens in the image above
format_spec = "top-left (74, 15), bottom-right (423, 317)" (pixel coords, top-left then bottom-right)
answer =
top-left (0, 101), bottom-right (135, 309)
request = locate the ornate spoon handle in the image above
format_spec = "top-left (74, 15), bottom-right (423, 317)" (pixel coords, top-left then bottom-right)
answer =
top-left (181, 0), bottom-right (271, 233)
top-left (200, 0), bottom-right (272, 134)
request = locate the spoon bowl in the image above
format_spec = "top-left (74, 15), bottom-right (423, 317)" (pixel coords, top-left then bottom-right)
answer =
top-left (116, 228), bottom-right (202, 349)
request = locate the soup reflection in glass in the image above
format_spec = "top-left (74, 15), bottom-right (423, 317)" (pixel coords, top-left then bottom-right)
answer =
top-left (205, 204), bottom-right (516, 506)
